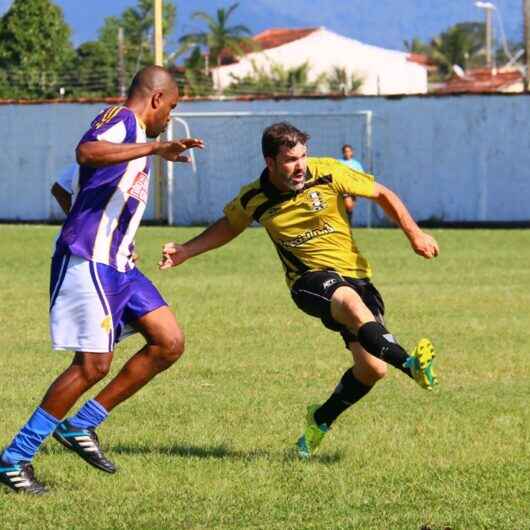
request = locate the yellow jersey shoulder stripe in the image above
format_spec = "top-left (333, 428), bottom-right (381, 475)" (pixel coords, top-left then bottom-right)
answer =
top-left (94, 106), bottom-right (124, 129)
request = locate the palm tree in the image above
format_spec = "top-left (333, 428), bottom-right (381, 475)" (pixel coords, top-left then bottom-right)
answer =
top-left (225, 60), bottom-right (325, 96)
top-left (178, 3), bottom-right (252, 71)
top-left (326, 66), bottom-right (363, 94)
top-left (429, 23), bottom-right (485, 78)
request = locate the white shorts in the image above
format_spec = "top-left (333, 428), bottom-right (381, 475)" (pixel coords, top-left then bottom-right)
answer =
top-left (49, 254), bottom-right (166, 353)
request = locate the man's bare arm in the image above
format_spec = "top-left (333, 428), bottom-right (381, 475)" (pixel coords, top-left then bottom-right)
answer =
top-left (371, 183), bottom-right (439, 259)
top-left (50, 183), bottom-right (71, 214)
top-left (159, 217), bottom-right (243, 270)
top-left (76, 138), bottom-right (204, 168)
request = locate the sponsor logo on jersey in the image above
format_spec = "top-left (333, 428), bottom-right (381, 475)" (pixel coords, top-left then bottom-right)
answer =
top-left (278, 222), bottom-right (335, 248)
top-left (128, 171), bottom-right (149, 204)
top-left (307, 190), bottom-right (326, 212)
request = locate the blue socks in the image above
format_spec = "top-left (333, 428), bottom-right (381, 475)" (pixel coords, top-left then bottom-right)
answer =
top-left (69, 399), bottom-right (108, 430)
top-left (1, 400), bottom-right (109, 465)
top-left (2, 407), bottom-right (59, 465)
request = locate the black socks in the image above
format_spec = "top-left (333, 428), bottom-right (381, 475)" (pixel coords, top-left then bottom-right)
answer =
top-left (357, 321), bottom-right (412, 377)
top-left (314, 369), bottom-right (372, 427)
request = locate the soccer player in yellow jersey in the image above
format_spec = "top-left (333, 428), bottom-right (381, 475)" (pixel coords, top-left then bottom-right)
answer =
top-left (159, 122), bottom-right (439, 458)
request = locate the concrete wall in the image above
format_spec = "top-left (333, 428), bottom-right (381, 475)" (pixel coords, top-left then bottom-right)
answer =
top-left (1, 95), bottom-right (529, 224)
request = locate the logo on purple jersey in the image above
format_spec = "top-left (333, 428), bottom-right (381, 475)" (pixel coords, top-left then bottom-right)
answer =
top-left (128, 171), bottom-right (149, 204)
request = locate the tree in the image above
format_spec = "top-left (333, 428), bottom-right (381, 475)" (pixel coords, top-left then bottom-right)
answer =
top-left (224, 60), bottom-right (325, 96)
top-left (326, 66), bottom-right (363, 95)
top-left (432, 22), bottom-right (485, 76)
top-left (181, 46), bottom-right (214, 97)
top-left (69, 0), bottom-right (177, 98)
top-left (178, 2), bottom-right (251, 69)
top-left (69, 41), bottom-right (117, 98)
top-left (0, 0), bottom-right (74, 98)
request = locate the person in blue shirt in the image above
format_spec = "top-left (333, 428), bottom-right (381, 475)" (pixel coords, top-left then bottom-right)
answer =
top-left (339, 144), bottom-right (364, 224)
top-left (340, 144), bottom-right (364, 172)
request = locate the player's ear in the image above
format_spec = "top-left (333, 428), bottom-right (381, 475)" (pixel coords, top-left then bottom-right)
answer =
top-left (151, 91), bottom-right (163, 109)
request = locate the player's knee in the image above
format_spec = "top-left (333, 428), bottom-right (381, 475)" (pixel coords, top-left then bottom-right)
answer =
top-left (357, 361), bottom-right (387, 385)
top-left (156, 330), bottom-right (185, 367)
top-left (366, 362), bottom-right (387, 384)
top-left (82, 357), bottom-right (112, 385)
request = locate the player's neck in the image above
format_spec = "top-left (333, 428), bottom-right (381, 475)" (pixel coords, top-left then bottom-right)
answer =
top-left (125, 98), bottom-right (148, 125)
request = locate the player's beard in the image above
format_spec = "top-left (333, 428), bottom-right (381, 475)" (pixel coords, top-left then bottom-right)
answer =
top-left (286, 171), bottom-right (306, 191)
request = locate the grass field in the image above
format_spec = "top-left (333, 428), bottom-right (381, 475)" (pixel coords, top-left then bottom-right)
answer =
top-left (1, 225), bottom-right (529, 530)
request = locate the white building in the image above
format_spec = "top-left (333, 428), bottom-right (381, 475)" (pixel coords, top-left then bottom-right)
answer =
top-left (213, 27), bottom-right (428, 95)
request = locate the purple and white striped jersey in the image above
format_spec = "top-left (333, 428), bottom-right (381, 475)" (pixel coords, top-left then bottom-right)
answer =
top-left (55, 106), bottom-right (151, 272)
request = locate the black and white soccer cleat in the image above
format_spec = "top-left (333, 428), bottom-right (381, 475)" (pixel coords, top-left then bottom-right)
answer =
top-left (0, 458), bottom-right (47, 494)
top-left (53, 420), bottom-right (117, 474)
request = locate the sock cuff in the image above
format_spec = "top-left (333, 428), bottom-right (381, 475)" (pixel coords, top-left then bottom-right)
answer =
top-left (357, 321), bottom-right (386, 339)
top-left (35, 407), bottom-right (60, 426)
top-left (87, 399), bottom-right (108, 418)
top-left (338, 368), bottom-right (373, 395)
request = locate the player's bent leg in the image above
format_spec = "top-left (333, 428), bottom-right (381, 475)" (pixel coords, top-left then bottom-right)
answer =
top-left (330, 287), bottom-right (433, 383)
top-left (41, 351), bottom-right (113, 419)
top-left (94, 305), bottom-right (184, 413)
top-left (297, 343), bottom-right (385, 460)
top-left (42, 352), bottom-right (116, 474)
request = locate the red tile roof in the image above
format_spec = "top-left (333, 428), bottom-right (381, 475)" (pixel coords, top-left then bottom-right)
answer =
top-left (252, 28), bottom-right (319, 50)
top-left (407, 53), bottom-right (436, 70)
top-left (218, 27), bottom-right (319, 65)
top-left (436, 67), bottom-right (523, 94)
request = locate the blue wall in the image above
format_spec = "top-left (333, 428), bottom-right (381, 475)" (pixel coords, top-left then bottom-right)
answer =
top-left (1, 95), bottom-right (529, 224)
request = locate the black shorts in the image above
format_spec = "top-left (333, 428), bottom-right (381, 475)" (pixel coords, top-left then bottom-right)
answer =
top-left (290, 270), bottom-right (385, 347)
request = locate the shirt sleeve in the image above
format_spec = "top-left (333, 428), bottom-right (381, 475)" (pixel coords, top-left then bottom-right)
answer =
top-left (223, 190), bottom-right (254, 232)
top-left (78, 107), bottom-right (134, 146)
top-left (326, 158), bottom-right (376, 198)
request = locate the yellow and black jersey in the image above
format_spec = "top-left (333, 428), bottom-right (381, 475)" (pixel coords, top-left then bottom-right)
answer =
top-left (223, 157), bottom-right (377, 288)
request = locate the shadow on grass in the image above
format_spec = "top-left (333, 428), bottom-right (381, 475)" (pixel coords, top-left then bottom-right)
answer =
top-left (42, 440), bottom-right (343, 465)
top-left (111, 442), bottom-right (269, 461)
top-left (111, 443), bottom-right (344, 464)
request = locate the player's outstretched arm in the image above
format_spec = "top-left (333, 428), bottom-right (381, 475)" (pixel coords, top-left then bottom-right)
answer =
top-left (371, 183), bottom-right (439, 259)
top-left (159, 217), bottom-right (243, 270)
top-left (76, 138), bottom-right (204, 167)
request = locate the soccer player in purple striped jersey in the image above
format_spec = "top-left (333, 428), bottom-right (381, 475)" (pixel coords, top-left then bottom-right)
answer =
top-left (0, 66), bottom-right (204, 494)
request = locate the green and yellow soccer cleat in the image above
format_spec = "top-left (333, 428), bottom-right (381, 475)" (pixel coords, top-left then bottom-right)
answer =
top-left (404, 338), bottom-right (438, 390)
top-left (296, 404), bottom-right (330, 459)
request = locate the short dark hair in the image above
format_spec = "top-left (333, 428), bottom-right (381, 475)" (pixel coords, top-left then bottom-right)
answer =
top-left (127, 65), bottom-right (177, 99)
top-left (262, 122), bottom-right (310, 158)
top-left (342, 144), bottom-right (353, 151)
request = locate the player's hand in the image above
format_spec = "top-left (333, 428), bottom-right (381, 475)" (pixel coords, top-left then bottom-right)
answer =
top-left (409, 230), bottom-right (439, 259)
top-left (154, 138), bottom-right (204, 163)
top-left (159, 242), bottom-right (189, 270)
top-left (132, 250), bottom-right (140, 263)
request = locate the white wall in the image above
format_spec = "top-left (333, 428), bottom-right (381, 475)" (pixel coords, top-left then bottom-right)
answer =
top-left (0, 95), bottom-right (529, 225)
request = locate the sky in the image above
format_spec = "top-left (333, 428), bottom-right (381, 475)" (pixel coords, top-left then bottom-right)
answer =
top-left (0, 0), bottom-right (524, 52)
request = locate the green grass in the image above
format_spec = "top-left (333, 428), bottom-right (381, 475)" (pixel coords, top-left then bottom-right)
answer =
top-left (1, 225), bottom-right (529, 529)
